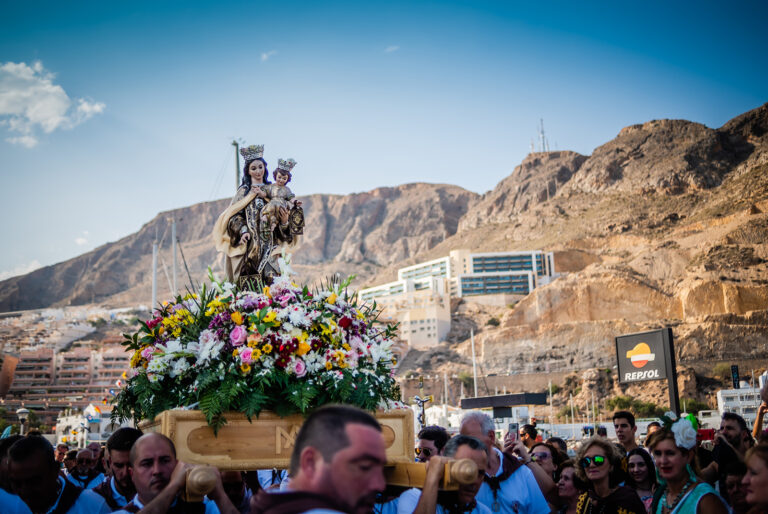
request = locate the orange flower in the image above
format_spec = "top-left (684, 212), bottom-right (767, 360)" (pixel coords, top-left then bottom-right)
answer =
top-left (231, 312), bottom-right (243, 325)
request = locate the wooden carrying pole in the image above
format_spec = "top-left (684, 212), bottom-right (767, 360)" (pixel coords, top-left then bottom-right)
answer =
top-left (384, 459), bottom-right (478, 490)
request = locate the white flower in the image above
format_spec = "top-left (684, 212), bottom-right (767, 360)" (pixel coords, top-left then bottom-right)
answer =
top-left (147, 358), bottom-right (168, 374)
top-left (671, 418), bottom-right (697, 450)
top-left (664, 411), bottom-right (678, 422)
top-left (169, 359), bottom-right (190, 378)
top-left (164, 339), bottom-right (183, 354)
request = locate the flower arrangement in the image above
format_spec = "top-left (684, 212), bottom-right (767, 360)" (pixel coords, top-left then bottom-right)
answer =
top-left (112, 266), bottom-right (402, 432)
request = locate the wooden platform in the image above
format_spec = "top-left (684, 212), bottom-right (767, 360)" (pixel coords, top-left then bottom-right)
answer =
top-left (140, 408), bottom-right (414, 471)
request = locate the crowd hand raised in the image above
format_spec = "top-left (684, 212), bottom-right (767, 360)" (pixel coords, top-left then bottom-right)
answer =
top-left (503, 435), bottom-right (529, 462)
top-left (761, 383), bottom-right (768, 405)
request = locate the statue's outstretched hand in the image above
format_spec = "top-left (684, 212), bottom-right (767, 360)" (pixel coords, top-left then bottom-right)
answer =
top-left (238, 233), bottom-right (251, 245)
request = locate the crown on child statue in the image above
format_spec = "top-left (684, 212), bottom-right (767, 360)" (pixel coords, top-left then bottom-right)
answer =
top-left (277, 158), bottom-right (297, 173)
top-left (240, 145), bottom-right (264, 161)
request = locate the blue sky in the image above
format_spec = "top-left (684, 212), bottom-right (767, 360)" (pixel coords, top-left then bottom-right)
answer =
top-left (1, 0), bottom-right (766, 280)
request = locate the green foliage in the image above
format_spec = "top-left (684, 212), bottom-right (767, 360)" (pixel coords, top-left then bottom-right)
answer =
top-left (458, 371), bottom-right (474, 390)
top-left (606, 395), bottom-right (633, 410)
top-left (712, 363), bottom-right (732, 383)
top-left (606, 395), bottom-right (665, 418)
top-left (486, 317), bottom-right (500, 327)
top-left (548, 384), bottom-right (561, 395)
top-left (682, 398), bottom-right (710, 415)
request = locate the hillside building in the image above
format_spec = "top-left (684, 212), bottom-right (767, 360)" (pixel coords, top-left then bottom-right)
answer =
top-left (359, 249), bottom-right (557, 348)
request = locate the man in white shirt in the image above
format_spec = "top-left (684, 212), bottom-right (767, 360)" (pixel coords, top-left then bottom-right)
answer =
top-left (114, 432), bottom-right (239, 514)
top-left (459, 412), bottom-right (549, 514)
top-left (397, 434), bottom-right (492, 514)
top-left (7, 436), bottom-right (110, 514)
top-left (93, 427), bottom-right (143, 509)
top-left (65, 449), bottom-right (105, 489)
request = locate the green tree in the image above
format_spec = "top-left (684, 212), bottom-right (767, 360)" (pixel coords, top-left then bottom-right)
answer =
top-left (458, 371), bottom-right (474, 391)
top-left (712, 363), bottom-right (732, 384)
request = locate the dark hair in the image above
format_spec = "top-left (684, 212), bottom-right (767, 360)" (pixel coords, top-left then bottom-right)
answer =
top-left (418, 425), bottom-right (450, 451)
top-left (647, 421), bottom-right (661, 429)
top-left (130, 433), bottom-right (176, 465)
top-left (626, 448), bottom-right (658, 489)
top-left (722, 412), bottom-right (748, 432)
top-left (107, 427), bottom-right (143, 453)
top-left (240, 158), bottom-right (271, 192)
top-left (723, 460), bottom-right (747, 478)
top-left (546, 437), bottom-right (568, 453)
top-left (442, 435), bottom-right (487, 457)
top-left (574, 436), bottom-right (624, 487)
top-left (289, 405), bottom-right (381, 475)
top-left (65, 450), bottom-right (78, 460)
top-left (521, 424), bottom-right (538, 439)
top-left (273, 168), bottom-right (292, 183)
top-left (613, 410), bottom-right (636, 427)
top-left (9, 436), bottom-right (56, 471)
top-left (0, 434), bottom-right (24, 459)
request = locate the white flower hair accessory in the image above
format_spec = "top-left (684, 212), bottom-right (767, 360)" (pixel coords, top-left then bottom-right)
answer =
top-left (660, 411), bottom-right (697, 450)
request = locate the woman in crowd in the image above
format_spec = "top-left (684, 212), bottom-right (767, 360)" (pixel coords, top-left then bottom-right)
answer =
top-left (646, 413), bottom-right (727, 513)
top-left (573, 436), bottom-right (646, 513)
top-left (530, 441), bottom-right (565, 480)
top-left (625, 448), bottom-right (657, 513)
top-left (742, 443), bottom-right (768, 513)
top-left (555, 460), bottom-right (587, 514)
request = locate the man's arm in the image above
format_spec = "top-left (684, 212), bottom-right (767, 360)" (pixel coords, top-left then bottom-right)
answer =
top-left (502, 438), bottom-right (556, 502)
top-left (754, 403), bottom-right (767, 440)
top-left (410, 457), bottom-right (446, 514)
top-left (205, 468), bottom-right (240, 514)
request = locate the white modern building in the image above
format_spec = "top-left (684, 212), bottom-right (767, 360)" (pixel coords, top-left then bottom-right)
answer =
top-left (358, 249), bottom-right (557, 348)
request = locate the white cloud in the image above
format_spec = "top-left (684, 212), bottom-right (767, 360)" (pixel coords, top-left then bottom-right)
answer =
top-left (384, 45), bottom-right (400, 53)
top-left (0, 260), bottom-right (42, 281)
top-left (75, 237), bottom-right (88, 246)
top-left (261, 51), bottom-right (277, 62)
top-left (0, 61), bottom-right (106, 148)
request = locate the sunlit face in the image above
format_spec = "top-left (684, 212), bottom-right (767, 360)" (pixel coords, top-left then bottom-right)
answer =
top-left (129, 435), bottom-right (177, 504)
top-left (248, 160), bottom-right (266, 182)
top-left (628, 454), bottom-right (649, 485)
top-left (651, 438), bottom-right (691, 481)
top-left (614, 418), bottom-right (636, 445)
top-left (557, 467), bottom-right (579, 500)
top-left (416, 438), bottom-right (439, 463)
top-left (582, 445), bottom-right (611, 483)
top-left (743, 455), bottom-right (768, 505)
top-left (460, 420), bottom-right (494, 452)
top-left (276, 171), bottom-right (290, 186)
top-left (531, 445), bottom-right (555, 475)
top-left (720, 419), bottom-right (744, 447)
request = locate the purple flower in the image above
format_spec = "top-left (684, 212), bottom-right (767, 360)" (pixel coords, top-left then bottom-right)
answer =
top-left (230, 325), bottom-right (247, 346)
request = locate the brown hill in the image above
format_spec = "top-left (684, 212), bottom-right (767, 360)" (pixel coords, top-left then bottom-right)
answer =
top-left (0, 184), bottom-right (477, 311)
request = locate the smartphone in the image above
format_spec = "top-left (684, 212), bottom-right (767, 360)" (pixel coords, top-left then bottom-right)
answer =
top-left (508, 423), bottom-right (519, 441)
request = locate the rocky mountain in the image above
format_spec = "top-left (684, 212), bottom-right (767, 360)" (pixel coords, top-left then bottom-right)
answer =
top-left (2, 103), bottom-right (767, 410)
top-left (0, 184), bottom-right (477, 311)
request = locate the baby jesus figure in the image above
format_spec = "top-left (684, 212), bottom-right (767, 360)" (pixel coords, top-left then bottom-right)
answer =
top-left (260, 158), bottom-right (301, 239)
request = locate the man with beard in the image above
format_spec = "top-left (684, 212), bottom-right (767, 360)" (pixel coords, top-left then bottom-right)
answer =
top-left (94, 427), bottom-right (142, 509)
top-left (66, 448), bottom-right (105, 489)
top-left (250, 405), bottom-right (387, 514)
top-left (114, 433), bottom-right (238, 514)
top-left (396, 435), bottom-right (491, 514)
top-left (7, 435), bottom-right (110, 513)
top-left (701, 412), bottom-right (752, 501)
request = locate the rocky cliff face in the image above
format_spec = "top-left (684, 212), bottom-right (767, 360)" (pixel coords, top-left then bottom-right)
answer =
top-left (0, 184), bottom-right (477, 311)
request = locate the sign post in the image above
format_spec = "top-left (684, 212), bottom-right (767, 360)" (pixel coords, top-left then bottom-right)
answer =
top-left (615, 328), bottom-right (679, 415)
top-left (731, 365), bottom-right (740, 389)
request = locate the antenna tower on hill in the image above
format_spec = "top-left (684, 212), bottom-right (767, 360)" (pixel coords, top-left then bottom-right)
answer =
top-left (538, 118), bottom-right (550, 152)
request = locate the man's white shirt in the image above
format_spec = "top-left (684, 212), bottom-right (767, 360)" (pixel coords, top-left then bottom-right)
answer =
top-left (112, 493), bottom-right (221, 514)
top-left (474, 448), bottom-right (549, 514)
top-left (396, 488), bottom-right (491, 514)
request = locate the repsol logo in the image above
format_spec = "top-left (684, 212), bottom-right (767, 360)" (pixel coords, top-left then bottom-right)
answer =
top-left (624, 369), bottom-right (660, 381)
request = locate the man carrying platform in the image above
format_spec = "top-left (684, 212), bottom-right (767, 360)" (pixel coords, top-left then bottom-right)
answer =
top-left (250, 405), bottom-right (387, 514)
top-left (114, 433), bottom-right (239, 514)
top-left (93, 427), bottom-right (143, 509)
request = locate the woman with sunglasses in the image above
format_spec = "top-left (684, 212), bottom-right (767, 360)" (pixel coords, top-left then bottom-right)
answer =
top-left (573, 436), bottom-right (646, 513)
top-left (530, 442), bottom-right (564, 479)
top-left (646, 413), bottom-right (727, 514)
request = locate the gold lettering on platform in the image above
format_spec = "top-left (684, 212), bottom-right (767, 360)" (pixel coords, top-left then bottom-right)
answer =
top-left (276, 425), bottom-right (301, 454)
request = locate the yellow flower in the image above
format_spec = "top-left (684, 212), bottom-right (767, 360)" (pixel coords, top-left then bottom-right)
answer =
top-left (240, 364), bottom-right (251, 374)
top-left (325, 361), bottom-right (333, 371)
top-left (233, 349), bottom-right (239, 357)
top-left (263, 311), bottom-right (277, 323)
top-left (297, 341), bottom-right (311, 356)
top-left (172, 328), bottom-right (181, 338)
top-left (326, 293), bottom-right (337, 305)
top-left (263, 286), bottom-right (271, 299)
top-left (355, 310), bottom-right (365, 320)
top-left (247, 334), bottom-right (261, 348)
top-left (231, 311), bottom-right (243, 325)
top-left (130, 350), bottom-right (143, 368)
top-left (251, 348), bottom-right (262, 360)
top-left (342, 343), bottom-right (351, 351)
top-left (158, 326), bottom-right (165, 335)
top-left (262, 343), bottom-right (273, 354)
top-left (249, 323), bottom-right (257, 332)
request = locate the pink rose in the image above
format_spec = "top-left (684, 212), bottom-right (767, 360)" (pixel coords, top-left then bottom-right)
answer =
top-left (240, 347), bottom-right (253, 364)
top-left (141, 346), bottom-right (155, 360)
top-left (230, 325), bottom-right (247, 346)
top-left (294, 359), bottom-right (307, 378)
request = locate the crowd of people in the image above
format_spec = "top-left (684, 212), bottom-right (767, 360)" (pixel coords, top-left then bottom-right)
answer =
top-left (2, 405), bottom-right (768, 513)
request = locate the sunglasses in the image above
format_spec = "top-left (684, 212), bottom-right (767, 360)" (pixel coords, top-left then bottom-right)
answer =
top-left (415, 447), bottom-right (433, 457)
top-left (579, 455), bottom-right (606, 468)
top-left (532, 452), bottom-right (552, 462)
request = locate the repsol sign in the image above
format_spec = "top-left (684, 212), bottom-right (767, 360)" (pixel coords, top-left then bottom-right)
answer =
top-left (615, 329), bottom-right (671, 384)
top-left (623, 369), bottom-right (661, 381)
